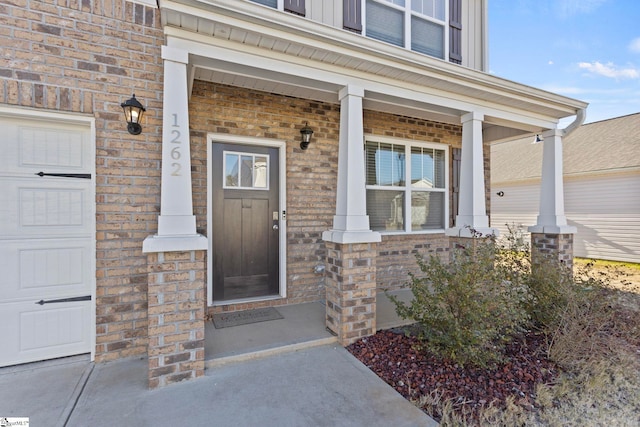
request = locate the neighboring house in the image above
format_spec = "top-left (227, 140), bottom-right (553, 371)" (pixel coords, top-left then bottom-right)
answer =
top-left (0, 0), bottom-right (587, 386)
top-left (491, 113), bottom-right (640, 264)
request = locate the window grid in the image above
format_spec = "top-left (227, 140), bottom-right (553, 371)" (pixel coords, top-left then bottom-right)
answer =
top-left (223, 151), bottom-right (270, 190)
top-left (365, 138), bottom-right (448, 233)
top-left (365, 0), bottom-right (448, 60)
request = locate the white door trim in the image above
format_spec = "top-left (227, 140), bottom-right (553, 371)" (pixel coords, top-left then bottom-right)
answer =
top-left (206, 133), bottom-right (287, 306)
top-left (0, 105), bottom-right (96, 363)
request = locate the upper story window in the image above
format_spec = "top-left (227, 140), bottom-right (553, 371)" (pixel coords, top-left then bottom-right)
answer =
top-left (365, 137), bottom-right (448, 233)
top-left (365, 0), bottom-right (447, 59)
top-left (252, 0), bottom-right (277, 7)
top-left (249, 0), bottom-right (305, 16)
top-left (249, 0), bottom-right (463, 64)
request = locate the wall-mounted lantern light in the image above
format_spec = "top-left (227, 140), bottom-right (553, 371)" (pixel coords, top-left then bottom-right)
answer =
top-left (121, 94), bottom-right (146, 135)
top-left (299, 122), bottom-right (314, 150)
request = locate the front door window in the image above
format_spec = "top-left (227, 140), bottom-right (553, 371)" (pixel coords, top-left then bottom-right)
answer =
top-left (223, 152), bottom-right (269, 189)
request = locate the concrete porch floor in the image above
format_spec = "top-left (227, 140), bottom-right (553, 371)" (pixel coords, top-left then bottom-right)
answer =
top-left (205, 289), bottom-right (414, 366)
top-left (0, 289), bottom-right (437, 427)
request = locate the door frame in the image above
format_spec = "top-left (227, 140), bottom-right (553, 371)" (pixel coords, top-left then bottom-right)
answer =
top-left (0, 105), bottom-right (96, 363)
top-left (207, 134), bottom-right (287, 306)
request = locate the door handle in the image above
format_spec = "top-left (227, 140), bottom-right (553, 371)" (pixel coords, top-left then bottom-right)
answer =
top-left (273, 224), bottom-right (279, 230)
top-left (35, 295), bottom-right (91, 305)
top-left (36, 172), bottom-right (91, 179)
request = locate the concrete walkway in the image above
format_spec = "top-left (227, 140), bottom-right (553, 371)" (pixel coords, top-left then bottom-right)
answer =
top-left (1, 292), bottom-right (436, 426)
top-left (1, 344), bottom-right (437, 427)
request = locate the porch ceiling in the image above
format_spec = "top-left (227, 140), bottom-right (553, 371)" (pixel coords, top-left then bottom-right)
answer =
top-left (159, 0), bottom-right (588, 135)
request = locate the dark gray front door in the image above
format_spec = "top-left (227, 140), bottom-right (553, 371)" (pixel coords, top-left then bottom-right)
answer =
top-left (212, 143), bottom-right (279, 302)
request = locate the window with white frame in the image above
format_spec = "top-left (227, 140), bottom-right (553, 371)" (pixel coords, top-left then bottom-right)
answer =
top-left (223, 151), bottom-right (269, 190)
top-left (365, 137), bottom-right (448, 232)
top-left (249, 0), bottom-right (305, 15)
top-left (251, 0), bottom-right (277, 8)
top-left (365, 0), bottom-right (447, 59)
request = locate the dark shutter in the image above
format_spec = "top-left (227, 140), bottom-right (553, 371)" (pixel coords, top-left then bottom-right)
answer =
top-left (449, 0), bottom-right (462, 64)
top-left (343, 0), bottom-right (362, 33)
top-left (451, 148), bottom-right (461, 226)
top-left (284, 0), bottom-right (305, 16)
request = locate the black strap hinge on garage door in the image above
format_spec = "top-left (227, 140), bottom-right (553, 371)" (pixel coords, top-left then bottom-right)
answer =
top-left (35, 172), bottom-right (91, 179)
top-left (35, 295), bottom-right (92, 305)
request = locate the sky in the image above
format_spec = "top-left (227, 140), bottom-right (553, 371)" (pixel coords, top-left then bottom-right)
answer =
top-left (488, 0), bottom-right (640, 124)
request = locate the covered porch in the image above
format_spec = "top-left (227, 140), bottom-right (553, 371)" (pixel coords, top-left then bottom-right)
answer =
top-left (203, 289), bottom-right (412, 366)
top-left (141, 0), bottom-right (587, 387)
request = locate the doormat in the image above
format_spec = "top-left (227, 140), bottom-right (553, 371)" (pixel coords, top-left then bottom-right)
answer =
top-left (212, 307), bottom-right (283, 329)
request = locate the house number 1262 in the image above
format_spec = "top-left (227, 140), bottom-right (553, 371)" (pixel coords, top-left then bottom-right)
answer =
top-left (170, 113), bottom-right (182, 176)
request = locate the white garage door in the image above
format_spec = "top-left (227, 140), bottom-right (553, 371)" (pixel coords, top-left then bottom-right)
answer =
top-left (0, 111), bottom-right (95, 367)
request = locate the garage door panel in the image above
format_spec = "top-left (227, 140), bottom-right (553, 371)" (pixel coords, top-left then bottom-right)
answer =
top-left (0, 177), bottom-right (92, 237)
top-left (0, 239), bottom-right (91, 302)
top-left (0, 300), bottom-right (90, 367)
top-left (1, 121), bottom-right (89, 175)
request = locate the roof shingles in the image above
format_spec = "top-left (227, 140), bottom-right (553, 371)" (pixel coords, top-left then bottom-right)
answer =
top-left (491, 113), bottom-right (640, 183)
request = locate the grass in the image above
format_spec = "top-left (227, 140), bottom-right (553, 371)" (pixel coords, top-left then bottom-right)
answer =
top-left (574, 257), bottom-right (640, 271)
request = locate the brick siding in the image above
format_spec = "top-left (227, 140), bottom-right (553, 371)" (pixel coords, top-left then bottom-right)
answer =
top-left (531, 233), bottom-right (575, 269)
top-left (189, 81), bottom-right (340, 314)
top-left (147, 251), bottom-right (205, 388)
top-left (1, 0), bottom-right (165, 362)
top-left (325, 242), bottom-right (377, 345)
top-left (189, 81), bottom-right (463, 314)
top-left (377, 234), bottom-right (450, 291)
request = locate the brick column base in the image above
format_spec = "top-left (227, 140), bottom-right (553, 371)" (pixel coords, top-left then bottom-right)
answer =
top-left (146, 251), bottom-right (205, 389)
top-left (531, 233), bottom-right (575, 270)
top-left (325, 242), bottom-right (377, 346)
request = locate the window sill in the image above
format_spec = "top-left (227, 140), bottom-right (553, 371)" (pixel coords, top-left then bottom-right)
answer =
top-left (377, 229), bottom-right (446, 236)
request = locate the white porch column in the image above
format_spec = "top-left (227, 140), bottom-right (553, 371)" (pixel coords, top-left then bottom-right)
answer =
top-left (322, 85), bottom-right (380, 244)
top-left (528, 128), bottom-right (577, 234)
top-left (446, 111), bottom-right (497, 237)
top-left (143, 46), bottom-right (207, 253)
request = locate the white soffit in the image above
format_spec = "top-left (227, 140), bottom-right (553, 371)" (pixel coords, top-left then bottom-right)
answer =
top-left (159, 0), bottom-right (587, 127)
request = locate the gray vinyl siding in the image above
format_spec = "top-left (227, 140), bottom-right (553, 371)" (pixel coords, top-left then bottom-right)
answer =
top-left (565, 174), bottom-right (640, 263)
top-left (490, 182), bottom-right (539, 238)
top-left (491, 173), bottom-right (640, 264)
top-left (307, 0), bottom-right (342, 27)
top-left (462, 0), bottom-right (487, 71)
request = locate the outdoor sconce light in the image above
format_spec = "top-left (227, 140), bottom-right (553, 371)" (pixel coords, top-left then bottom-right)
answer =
top-left (496, 191), bottom-right (505, 197)
top-left (121, 94), bottom-right (146, 135)
top-left (299, 122), bottom-right (314, 150)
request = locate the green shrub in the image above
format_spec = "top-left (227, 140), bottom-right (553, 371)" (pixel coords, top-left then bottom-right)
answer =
top-left (389, 231), bottom-right (530, 368)
top-left (523, 259), bottom-right (572, 330)
top-left (525, 255), bottom-right (608, 335)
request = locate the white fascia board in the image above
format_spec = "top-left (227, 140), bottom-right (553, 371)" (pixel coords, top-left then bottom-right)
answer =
top-left (165, 30), bottom-right (559, 130)
top-left (160, 0), bottom-right (586, 115)
top-left (0, 105), bottom-right (95, 125)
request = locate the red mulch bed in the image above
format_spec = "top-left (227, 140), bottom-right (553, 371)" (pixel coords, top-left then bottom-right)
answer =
top-left (347, 328), bottom-right (559, 423)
